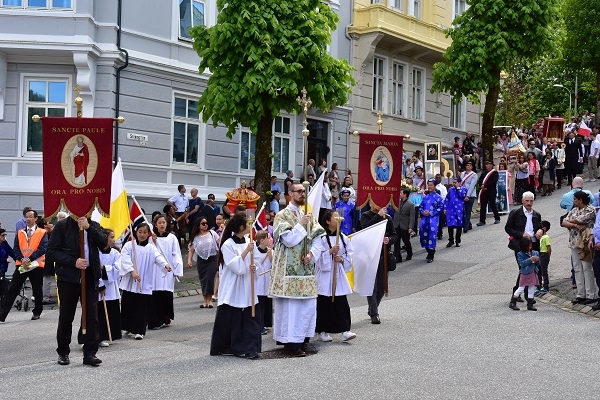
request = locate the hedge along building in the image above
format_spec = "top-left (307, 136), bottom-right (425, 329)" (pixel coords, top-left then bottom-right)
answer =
top-left (0, 0), bottom-right (352, 232)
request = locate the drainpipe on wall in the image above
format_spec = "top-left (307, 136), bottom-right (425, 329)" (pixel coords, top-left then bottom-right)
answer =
top-left (114, 0), bottom-right (129, 165)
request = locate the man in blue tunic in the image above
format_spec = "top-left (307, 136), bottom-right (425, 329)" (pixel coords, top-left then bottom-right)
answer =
top-left (333, 189), bottom-right (355, 235)
top-left (420, 180), bottom-right (444, 263)
top-left (444, 177), bottom-right (468, 248)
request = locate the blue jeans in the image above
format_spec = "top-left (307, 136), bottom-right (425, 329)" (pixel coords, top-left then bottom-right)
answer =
top-left (463, 197), bottom-right (476, 229)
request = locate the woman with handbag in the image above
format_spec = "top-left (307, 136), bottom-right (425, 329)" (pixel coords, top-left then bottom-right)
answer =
top-left (187, 216), bottom-right (220, 309)
top-left (561, 191), bottom-right (598, 305)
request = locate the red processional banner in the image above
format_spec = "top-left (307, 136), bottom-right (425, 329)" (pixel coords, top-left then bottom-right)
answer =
top-left (356, 133), bottom-right (404, 210)
top-left (41, 117), bottom-right (114, 218)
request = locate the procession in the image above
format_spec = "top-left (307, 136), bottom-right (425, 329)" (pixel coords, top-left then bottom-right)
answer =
top-left (3, 103), bottom-right (600, 368)
top-left (4, 0), bottom-right (600, 398)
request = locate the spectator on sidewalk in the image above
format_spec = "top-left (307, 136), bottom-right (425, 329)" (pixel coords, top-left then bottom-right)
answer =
top-left (505, 192), bottom-right (543, 310)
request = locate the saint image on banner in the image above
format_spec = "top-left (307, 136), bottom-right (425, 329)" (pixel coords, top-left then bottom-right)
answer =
top-left (69, 136), bottom-right (89, 185)
top-left (61, 135), bottom-right (98, 188)
top-left (371, 146), bottom-right (393, 185)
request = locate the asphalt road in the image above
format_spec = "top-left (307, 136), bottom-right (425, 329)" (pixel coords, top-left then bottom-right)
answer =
top-left (1, 182), bottom-right (599, 399)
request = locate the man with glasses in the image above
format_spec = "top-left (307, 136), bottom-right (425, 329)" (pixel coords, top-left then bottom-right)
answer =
top-left (270, 183), bottom-right (324, 357)
top-left (0, 209), bottom-right (47, 322)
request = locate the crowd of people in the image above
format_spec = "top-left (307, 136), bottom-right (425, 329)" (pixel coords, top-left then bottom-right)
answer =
top-left (5, 119), bottom-right (600, 363)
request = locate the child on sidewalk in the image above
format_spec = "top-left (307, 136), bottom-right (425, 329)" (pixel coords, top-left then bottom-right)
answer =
top-left (510, 237), bottom-right (540, 311)
top-left (536, 221), bottom-right (551, 295)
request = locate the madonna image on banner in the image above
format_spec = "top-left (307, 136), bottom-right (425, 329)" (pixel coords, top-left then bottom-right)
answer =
top-left (488, 170), bottom-right (510, 214)
top-left (61, 135), bottom-right (98, 188)
top-left (370, 146), bottom-right (393, 185)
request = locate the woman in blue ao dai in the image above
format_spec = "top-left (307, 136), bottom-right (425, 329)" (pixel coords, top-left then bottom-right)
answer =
top-left (420, 180), bottom-right (444, 262)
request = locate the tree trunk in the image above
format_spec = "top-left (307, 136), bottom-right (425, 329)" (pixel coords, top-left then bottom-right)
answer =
top-left (596, 66), bottom-right (600, 123)
top-left (254, 111), bottom-right (274, 209)
top-left (481, 67), bottom-right (501, 165)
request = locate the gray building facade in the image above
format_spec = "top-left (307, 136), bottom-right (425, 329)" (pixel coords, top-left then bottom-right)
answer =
top-left (0, 0), bottom-right (352, 231)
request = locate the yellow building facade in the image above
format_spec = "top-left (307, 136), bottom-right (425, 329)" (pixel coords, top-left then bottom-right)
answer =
top-left (348, 0), bottom-right (482, 172)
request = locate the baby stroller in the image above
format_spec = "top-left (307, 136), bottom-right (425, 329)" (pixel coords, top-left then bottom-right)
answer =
top-left (0, 273), bottom-right (30, 312)
top-left (13, 280), bottom-right (30, 312)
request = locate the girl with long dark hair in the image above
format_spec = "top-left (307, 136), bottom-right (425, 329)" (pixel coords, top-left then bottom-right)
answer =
top-left (148, 215), bottom-right (183, 329)
top-left (187, 217), bottom-right (219, 308)
top-left (210, 214), bottom-right (261, 359)
top-left (311, 210), bottom-right (355, 342)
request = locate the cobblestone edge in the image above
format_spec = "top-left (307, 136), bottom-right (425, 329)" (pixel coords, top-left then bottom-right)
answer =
top-left (536, 293), bottom-right (600, 317)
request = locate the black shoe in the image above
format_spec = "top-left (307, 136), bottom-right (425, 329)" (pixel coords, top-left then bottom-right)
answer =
top-left (0, 312), bottom-right (5, 322)
top-left (509, 296), bottom-right (520, 311)
top-left (245, 352), bottom-right (260, 360)
top-left (57, 355), bottom-right (70, 365)
top-left (301, 343), bottom-right (319, 354)
top-left (405, 256), bottom-right (412, 261)
top-left (515, 296), bottom-right (524, 303)
top-left (494, 219), bottom-right (501, 224)
top-left (395, 257), bottom-right (402, 263)
top-left (446, 241), bottom-right (454, 248)
top-left (476, 222), bottom-right (485, 226)
top-left (287, 349), bottom-right (306, 357)
top-left (83, 356), bottom-right (102, 367)
top-left (455, 242), bottom-right (461, 247)
top-left (371, 315), bottom-right (381, 324)
top-left (437, 235), bottom-right (443, 240)
top-left (592, 302), bottom-right (600, 311)
top-left (572, 297), bottom-right (586, 304)
top-left (527, 299), bottom-right (537, 311)
top-left (426, 258), bottom-right (433, 263)
top-left (583, 298), bottom-right (597, 305)
top-left (31, 314), bottom-right (40, 320)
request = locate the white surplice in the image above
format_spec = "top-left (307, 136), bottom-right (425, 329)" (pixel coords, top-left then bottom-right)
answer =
top-left (119, 241), bottom-right (169, 295)
top-left (151, 233), bottom-right (183, 292)
top-left (98, 248), bottom-right (121, 301)
top-left (218, 237), bottom-right (258, 308)
top-left (311, 233), bottom-right (354, 297)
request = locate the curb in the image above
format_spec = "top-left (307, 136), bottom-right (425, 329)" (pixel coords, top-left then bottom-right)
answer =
top-left (175, 288), bottom-right (202, 298)
top-left (536, 293), bottom-right (600, 317)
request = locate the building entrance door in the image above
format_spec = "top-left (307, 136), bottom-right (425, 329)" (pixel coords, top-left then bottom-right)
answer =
top-left (306, 119), bottom-right (329, 178)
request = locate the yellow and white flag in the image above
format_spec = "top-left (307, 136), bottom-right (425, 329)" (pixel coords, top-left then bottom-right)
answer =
top-left (347, 220), bottom-right (387, 296)
top-left (307, 168), bottom-right (326, 213)
top-left (99, 158), bottom-right (130, 237)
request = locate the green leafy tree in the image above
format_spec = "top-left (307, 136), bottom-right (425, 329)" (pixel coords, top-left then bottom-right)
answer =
top-left (190, 0), bottom-right (353, 203)
top-left (432, 0), bottom-right (558, 158)
top-left (563, 0), bottom-right (600, 116)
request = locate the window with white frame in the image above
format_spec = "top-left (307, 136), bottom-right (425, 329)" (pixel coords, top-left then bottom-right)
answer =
top-left (453, 0), bottom-right (466, 20)
top-left (372, 56), bottom-right (386, 112)
top-left (240, 130), bottom-right (255, 170)
top-left (391, 61), bottom-right (406, 117)
top-left (389, 0), bottom-right (403, 11)
top-left (1, 0), bottom-right (72, 8)
top-left (450, 95), bottom-right (466, 130)
top-left (413, 0), bottom-right (422, 19)
top-left (173, 96), bottom-right (201, 164)
top-left (24, 78), bottom-right (68, 152)
top-left (272, 116), bottom-right (290, 173)
top-left (240, 116), bottom-right (291, 172)
top-left (370, 0), bottom-right (382, 4)
top-left (411, 67), bottom-right (425, 120)
top-left (179, 0), bottom-right (205, 39)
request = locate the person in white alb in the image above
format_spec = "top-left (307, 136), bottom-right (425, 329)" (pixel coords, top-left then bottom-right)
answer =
top-left (312, 210), bottom-right (355, 343)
